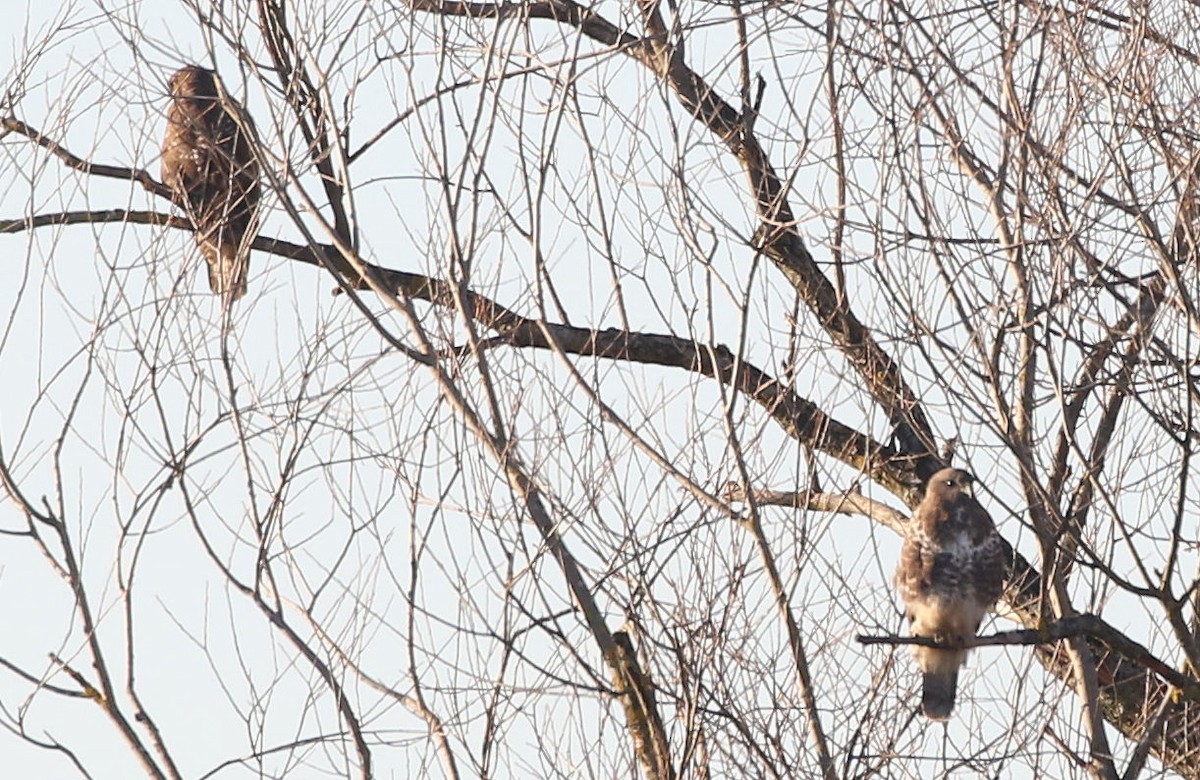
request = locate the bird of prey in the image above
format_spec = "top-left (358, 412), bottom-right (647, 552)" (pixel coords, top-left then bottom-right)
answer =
top-left (895, 467), bottom-right (1006, 720)
top-left (161, 65), bottom-right (260, 301)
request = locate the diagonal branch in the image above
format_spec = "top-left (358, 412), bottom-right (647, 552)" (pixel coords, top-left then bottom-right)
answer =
top-left (1, 116), bottom-right (171, 199)
top-left (256, 0), bottom-right (355, 247)
top-left (0, 194), bottom-right (917, 498)
top-left (267, 237), bottom-right (917, 496)
top-left (613, 631), bottom-right (674, 780)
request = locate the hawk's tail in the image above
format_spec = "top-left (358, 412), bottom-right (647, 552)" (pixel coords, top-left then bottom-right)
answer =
top-left (917, 646), bottom-right (964, 721)
top-left (202, 240), bottom-right (249, 302)
top-left (921, 668), bottom-right (959, 721)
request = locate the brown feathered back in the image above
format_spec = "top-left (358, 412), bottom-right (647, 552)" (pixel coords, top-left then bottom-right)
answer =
top-left (162, 65), bottom-right (260, 301)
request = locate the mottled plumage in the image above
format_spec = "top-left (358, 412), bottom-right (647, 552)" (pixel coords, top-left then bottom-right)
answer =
top-left (162, 65), bottom-right (260, 301)
top-left (895, 467), bottom-right (1006, 720)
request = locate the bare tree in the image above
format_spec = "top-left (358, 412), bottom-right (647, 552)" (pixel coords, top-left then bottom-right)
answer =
top-left (1, 1), bottom-right (1199, 778)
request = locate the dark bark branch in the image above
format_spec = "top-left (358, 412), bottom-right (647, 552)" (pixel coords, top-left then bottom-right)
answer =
top-left (1, 116), bottom-right (172, 199)
top-left (0, 200), bottom-right (914, 498)
top-left (0, 210), bottom-right (183, 233)
top-left (302, 243), bottom-right (916, 497)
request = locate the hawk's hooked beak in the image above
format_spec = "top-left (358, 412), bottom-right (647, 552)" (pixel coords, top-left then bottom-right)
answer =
top-left (961, 481), bottom-right (975, 498)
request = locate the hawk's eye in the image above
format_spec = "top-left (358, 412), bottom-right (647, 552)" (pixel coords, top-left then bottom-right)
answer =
top-left (945, 479), bottom-right (955, 487)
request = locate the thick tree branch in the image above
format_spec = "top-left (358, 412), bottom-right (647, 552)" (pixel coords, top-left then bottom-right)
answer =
top-left (613, 631), bottom-right (674, 780)
top-left (0, 195), bottom-right (915, 498)
top-left (0, 210), bottom-right (183, 233)
top-left (1, 116), bottom-right (171, 199)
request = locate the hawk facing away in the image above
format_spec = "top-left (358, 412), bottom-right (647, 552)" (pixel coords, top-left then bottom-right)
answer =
top-left (895, 467), bottom-right (1006, 720)
top-left (162, 65), bottom-right (260, 301)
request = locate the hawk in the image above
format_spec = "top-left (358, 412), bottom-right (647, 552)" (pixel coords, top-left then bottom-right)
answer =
top-left (895, 467), bottom-right (1006, 720)
top-left (162, 65), bottom-right (260, 301)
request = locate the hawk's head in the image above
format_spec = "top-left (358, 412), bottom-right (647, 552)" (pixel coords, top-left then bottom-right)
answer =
top-left (925, 467), bottom-right (975, 503)
top-left (168, 65), bottom-right (219, 100)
